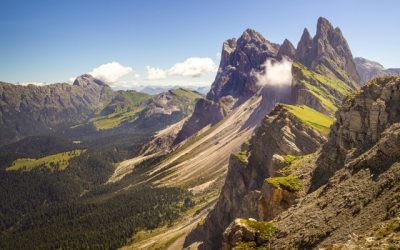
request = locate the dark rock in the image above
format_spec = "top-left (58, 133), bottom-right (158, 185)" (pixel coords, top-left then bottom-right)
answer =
top-left (277, 39), bottom-right (296, 59)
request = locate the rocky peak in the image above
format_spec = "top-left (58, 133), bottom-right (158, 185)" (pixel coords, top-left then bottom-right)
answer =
top-left (295, 28), bottom-right (312, 61)
top-left (277, 39), bottom-right (296, 59)
top-left (298, 17), bottom-right (360, 88)
top-left (73, 74), bottom-right (107, 87)
top-left (206, 29), bottom-right (280, 101)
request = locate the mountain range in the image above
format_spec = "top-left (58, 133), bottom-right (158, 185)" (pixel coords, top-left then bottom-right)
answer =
top-left (0, 17), bottom-right (399, 250)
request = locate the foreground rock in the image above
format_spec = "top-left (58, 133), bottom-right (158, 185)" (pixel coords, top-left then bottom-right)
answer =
top-left (221, 76), bottom-right (400, 249)
top-left (185, 104), bottom-right (327, 249)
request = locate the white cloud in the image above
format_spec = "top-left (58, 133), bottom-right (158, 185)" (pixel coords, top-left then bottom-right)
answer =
top-left (89, 62), bottom-right (133, 83)
top-left (146, 66), bottom-right (167, 80)
top-left (253, 58), bottom-right (293, 86)
top-left (168, 57), bottom-right (217, 77)
top-left (145, 57), bottom-right (217, 80)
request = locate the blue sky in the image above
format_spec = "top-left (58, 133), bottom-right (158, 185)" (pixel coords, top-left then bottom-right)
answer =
top-left (0, 0), bottom-right (399, 88)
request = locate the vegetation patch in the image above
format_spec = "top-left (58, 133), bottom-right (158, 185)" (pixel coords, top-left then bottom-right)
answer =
top-left (280, 155), bottom-right (302, 176)
top-left (6, 149), bottom-right (84, 171)
top-left (375, 218), bottom-right (400, 240)
top-left (234, 151), bottom-right (249, 165)
top-left (265, 174), bottom-right (301, 192)
top-left (282, 155), bottom-right (299, 165)
top-left (293, 62), bottom-right (354, 114)
top-left (239, 219), bottom-right (278, 241)
top-left (282, 104), bottom-right (334, 135)
top-left (91, 106), bottom-right (145, 130)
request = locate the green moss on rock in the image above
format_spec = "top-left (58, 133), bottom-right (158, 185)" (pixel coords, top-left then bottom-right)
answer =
top-left (265, 174), bottom-right (301, 192)
top-left (239, 219), bottom-right (278, 241)
top-left (234, 151), bottom-right (249, 165)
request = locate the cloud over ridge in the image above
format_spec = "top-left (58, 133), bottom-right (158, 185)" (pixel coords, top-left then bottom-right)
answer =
top-left (253, 58), bottom-right (293, 86)
top-left (89, 62), bottom-right (133, 83)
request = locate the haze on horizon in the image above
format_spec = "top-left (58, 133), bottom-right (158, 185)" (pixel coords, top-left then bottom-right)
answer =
top-left (0, 0), bottom-right (399, 89)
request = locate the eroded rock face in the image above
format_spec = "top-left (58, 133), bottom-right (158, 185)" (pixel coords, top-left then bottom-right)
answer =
top-left (173, 98), bottom-right (226, 144)
top-left (297, 17), bottom-right (360, 88)
top-left (176, 29), bottom-right (282, 145)
top-left (207, 29), bottom-right (280, 102)
top-left (311, 75), bottom-right (400, 190)
top-left (295, 28), bottom-right (312, 62)
top-left (264, 123), bottom-right (400, 249)
top-left (0, 75), bottom-right (113, 145)
top-left (184, 105), bottom-right (326, 249)
top-left (220, 74), bottom-right (400, 250)
top-left (277, 39), bottom-right (296, 60)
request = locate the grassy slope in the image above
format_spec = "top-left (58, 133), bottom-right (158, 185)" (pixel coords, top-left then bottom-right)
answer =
top-left (293, 62), bottom-right (353, 113)
top-left (6, 149), bottom-right (84, 171)
top-left (91, 91), bottom-right (152, 130)
top-left (168, 88), bottom-right (204, 115)
top-left (91, 89), bottom-right (202, 130)
top-left (282, 104), bottom-right (334, 136)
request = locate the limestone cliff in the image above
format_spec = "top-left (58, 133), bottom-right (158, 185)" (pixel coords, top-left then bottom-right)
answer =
top-left (221, 76), bottom-right (400, 249)
top-left (184, 104), bottom-right (327, 249)
top-left (297, 17), bottom-right (360, 88)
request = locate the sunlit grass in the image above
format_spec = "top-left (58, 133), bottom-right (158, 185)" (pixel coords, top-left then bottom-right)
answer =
top-left (6, 149), bottom-right (85, 171)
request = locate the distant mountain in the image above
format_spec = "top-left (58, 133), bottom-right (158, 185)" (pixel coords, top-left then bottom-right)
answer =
top-left (0, 74), bottom-right (203, 147)
top-left (355, 57), bottom-right (400, 85)
top-left (0, 74), bottom-right (114, 146)
top-left (136, 85), bottom-right (209, 95)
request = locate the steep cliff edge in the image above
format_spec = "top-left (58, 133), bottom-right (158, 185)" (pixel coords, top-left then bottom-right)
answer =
top-left (175, 29), bottom-right (281, 144)
top-left (222, 76), bottom-right (400, 249)
top-left (185, 104), bottom-right (329, 249)
top-left (311, 75), bottom-right (400, 190)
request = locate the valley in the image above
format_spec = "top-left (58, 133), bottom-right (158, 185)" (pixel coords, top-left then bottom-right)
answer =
top-left (0, 9), bottom-right (399, 250)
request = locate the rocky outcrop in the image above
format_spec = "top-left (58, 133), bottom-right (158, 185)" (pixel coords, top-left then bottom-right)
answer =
top-left (207, 29), bottom-right (280, 102)
top-left (0, 75), bottom-right (113, 145)
top-left (277, 39), bottom-right (296, 59)
top-left (173, 98), bottom-right (226, 144)
top-left (222, 75), bottom-right (400, 249)
top-left (355, 57), bottom-right (400, 85)
top-left (185, 104), bottom-right (326, 249)
top-left (295, 28), bottom-right (312, 62)
top-left (297, 17), bottom-right (360, 88)
top-left (311, 75), bottom-right (400, 190)
top-left (176, 29), bottom-right (282, 144)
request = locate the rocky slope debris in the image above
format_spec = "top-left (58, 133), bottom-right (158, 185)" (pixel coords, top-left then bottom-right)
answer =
top-left (185, 104), bottom-right (327, 249)
top-left (221, 76), bottom-right (400, 249)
